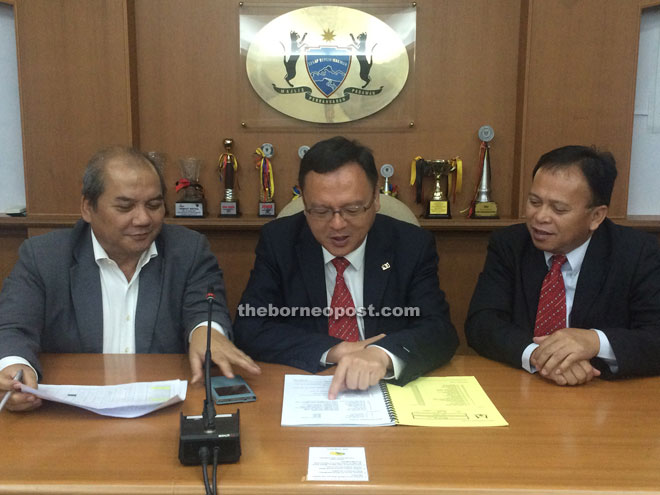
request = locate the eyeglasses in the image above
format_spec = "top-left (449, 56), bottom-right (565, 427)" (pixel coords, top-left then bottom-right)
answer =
top-left (305, 196), bottom-right (376, 221)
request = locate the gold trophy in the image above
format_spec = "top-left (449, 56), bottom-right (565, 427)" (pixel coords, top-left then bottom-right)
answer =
top-left (470, 125), bottom-right (499, 218)
top-left (427, 160), bottom-right (455, 218)
top-left (174, 157), bottom-right (206, 217)
top-left (410, 156), bottom-right (462, 219)
top-left (255, 143), bottom-right (275, 217)
top-left (219, 138), bottom-right (240, 217)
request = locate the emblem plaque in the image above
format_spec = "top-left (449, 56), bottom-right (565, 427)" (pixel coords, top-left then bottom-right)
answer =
top-left (244, 6), bottom-right (412, 124)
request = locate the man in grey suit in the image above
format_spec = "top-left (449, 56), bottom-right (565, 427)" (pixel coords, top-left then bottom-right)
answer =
top-left (0, 146), bottom-right (260, 411)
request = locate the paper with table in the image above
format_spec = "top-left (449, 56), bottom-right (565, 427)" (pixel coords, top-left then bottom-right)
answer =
top-left (19, 379), bottom-right (187, 418)
top-left (281, 374), bottom-right (507, 427)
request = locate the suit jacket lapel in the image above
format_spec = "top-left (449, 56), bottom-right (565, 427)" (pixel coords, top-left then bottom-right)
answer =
top-left (135, 252), bottom-right (163, 352)
top-left (363, 218), bottom-right (393, 338)
top-left (296, 222), bottom-right (327, 333)
top-left (572, 226), bottom-right (609, 325)
top-left (70, 223), bottom-right (103, 352)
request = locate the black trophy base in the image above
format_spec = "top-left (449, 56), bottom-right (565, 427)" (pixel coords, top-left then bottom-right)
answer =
top-left (473, 201), bottom-right (499, 219)
top-left (175, 201), bottom-right (205, 218)
top-left (220, 201), bottom-right (240, 217)
top-left (426, 200), bottom-right (450, 219)
top-left (258, 201), bottom-right (276, 217)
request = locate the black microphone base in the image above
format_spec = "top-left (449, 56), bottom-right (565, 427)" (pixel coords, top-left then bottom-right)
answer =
top-left (178, 410), bottom-right (241, 465)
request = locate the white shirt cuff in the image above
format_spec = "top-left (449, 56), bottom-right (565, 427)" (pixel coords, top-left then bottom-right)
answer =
top-left (593, 328), bottom-right (618, 373)
top-left (369, 345), bottom-right (402, 380)
top-left (522, 343), bottom-right (539, 373)
top-left (0, 356), bottom-right (39, 383)
top-left (320, 345), bottom-right (403, 380)
top-left (189, 321), bottom-right (226, 343)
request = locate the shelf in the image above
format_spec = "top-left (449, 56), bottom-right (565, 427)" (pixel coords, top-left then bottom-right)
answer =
top-left (1, 214), bottom-right (658, 233)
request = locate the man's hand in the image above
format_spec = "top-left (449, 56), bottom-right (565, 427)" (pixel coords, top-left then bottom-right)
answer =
top-left (531, 328), bottom-right (601, 385)
top-left (0, 364), bottom-right (40, 412)
top-left (189, 329), bottom-right (261, 385)
top-left (537, 359), bottom-right (601, 386)
top-left (328, 339), bottom-right (392, 400)
top-left (326, 333), bottom-right (386, 364)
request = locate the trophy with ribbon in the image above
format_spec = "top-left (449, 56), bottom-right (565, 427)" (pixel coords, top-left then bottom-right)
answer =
top-left (175, 157), bottom-right (206, 217)
top-left (380, 164), bottom-right (398, 197)
top-left (410, 156), bottom-right (462, 218)
top-left (218, 138), bottom-right (240, 217)
top-left (255, 143), bottom-right (275, 217)
top-left (467, 125), bottom-right (499, 218)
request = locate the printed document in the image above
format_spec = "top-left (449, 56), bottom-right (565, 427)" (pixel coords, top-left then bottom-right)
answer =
top-left (281, 375), bottom-right (393, 426)
top-left (20, 380), bottom-right (187, 418)
top-left (281, 374), bottom-right (508, 427)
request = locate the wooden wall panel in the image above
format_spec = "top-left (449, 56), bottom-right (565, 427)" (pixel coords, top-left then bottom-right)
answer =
top-left (135, 0), bottom-right (521, 219)
top-left (0, 229), bottom-right (24, 290)
top-left (518, 0), bottom-right (641, 217)
top-left (15, 0), bottom-right (135, 215)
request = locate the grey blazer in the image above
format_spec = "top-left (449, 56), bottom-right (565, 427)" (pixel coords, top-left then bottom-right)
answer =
top-left (0, 220), bottom-right (232, 377)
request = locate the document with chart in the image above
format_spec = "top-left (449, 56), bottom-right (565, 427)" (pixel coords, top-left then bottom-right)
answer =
top-left (281, 374), bottom-right (507, 427)
top-left (384, 376), bottom-right (508, 427)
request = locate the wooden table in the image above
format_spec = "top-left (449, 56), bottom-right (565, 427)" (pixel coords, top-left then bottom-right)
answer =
top-left (1, 354), bottom-right (659, 494)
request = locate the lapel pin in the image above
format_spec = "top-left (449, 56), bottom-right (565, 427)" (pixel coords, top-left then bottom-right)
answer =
top-left (381, 262), bottom-right (391, 271)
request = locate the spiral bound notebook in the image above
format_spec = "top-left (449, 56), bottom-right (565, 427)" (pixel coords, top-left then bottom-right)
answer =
top-left (281, 375), bottom-right (508, 427)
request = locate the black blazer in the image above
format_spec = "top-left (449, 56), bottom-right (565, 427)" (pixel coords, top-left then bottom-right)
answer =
top-left (234, 213), bottom-right (458, 385)
top-left (465, 219), bottom-right (660, 378)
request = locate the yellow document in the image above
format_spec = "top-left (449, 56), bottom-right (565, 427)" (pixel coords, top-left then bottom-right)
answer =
top-left (384, 376), bottom-right (508, 427)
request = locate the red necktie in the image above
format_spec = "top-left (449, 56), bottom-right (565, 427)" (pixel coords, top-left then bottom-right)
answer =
top-left (534, 255), bottom-right (568, 337)
top-left (328, 257), bottom-right (359, 342)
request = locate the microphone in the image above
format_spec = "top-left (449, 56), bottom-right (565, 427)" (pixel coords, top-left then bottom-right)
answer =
top-left (203, 288), bottom-right (217, 432)
top-left (179, 286), bottom-right (241, 467)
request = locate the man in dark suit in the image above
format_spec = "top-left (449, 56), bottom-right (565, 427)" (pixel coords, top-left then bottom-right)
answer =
top-left (466, 145), bottom-right (660, 385)
top-left (0, 146), bottom-right (260, 411)
top-left (234, 136), bottom-right (458, 399)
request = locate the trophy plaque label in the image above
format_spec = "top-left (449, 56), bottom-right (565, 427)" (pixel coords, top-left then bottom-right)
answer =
top-left (258, 202), bottom-right (276, 217)
top-left (221, 201), bottom-right (239, 216)
top-left (428, 201), bottom-right (449, 218)
top-left (175, 202), bottom-right (204, 218)
top-left (474, 202), bottom-right (498, 218)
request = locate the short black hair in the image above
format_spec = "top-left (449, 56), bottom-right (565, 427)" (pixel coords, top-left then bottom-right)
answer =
top-left (298, 136), bottom-right (378, 190)
top-left (532, 145), bottom-right (617, 207)
top-left (82, 146), bottom-right (166, 209)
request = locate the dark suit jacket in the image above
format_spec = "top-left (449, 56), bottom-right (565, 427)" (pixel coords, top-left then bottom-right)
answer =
top-left (234, 213), bottom-right (458, 385)
top-left (465, 219), bottom-right (660, 378)
top-left (0, 220), bottom-right (232, 377)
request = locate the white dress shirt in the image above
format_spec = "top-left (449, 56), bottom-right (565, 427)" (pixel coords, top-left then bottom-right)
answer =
top-left (522, 237), bottom-right (618, 373)
top-left (319, 236), bottom-right (404, 379)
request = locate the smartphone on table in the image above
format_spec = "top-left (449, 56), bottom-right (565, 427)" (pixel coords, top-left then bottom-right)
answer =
top-left (210, 375), bottom-right (256, 404)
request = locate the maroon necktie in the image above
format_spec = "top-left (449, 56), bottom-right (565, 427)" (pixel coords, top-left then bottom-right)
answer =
top-left (328, 257), bottom-right (359, 342)
top-left (534, 255), bottom-right (568, 337)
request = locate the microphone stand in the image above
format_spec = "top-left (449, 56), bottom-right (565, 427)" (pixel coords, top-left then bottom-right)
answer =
top-left (203, 288), bottom-right (217, 433)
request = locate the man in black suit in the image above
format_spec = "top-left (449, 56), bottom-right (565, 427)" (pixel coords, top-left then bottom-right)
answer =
top-left (466, 145), bottom-right (660, 385)
top-left (234, 136), bottom-right (458, 398)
